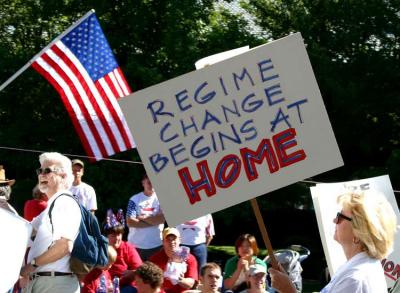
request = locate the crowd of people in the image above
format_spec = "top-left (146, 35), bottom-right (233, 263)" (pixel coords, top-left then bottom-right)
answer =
top-left (0, 151), bottom-right (398, 293)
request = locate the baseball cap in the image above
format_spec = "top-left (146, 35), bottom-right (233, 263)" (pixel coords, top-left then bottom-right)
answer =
top-left (71, 159), bottom-right (84, 167)
top-left (248, 264), bottom-right (267, 276)
top-left (162, 227), bottom-right (180, 239)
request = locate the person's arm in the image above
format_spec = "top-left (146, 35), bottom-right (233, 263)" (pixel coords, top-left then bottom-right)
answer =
top-left (206, 235), bottom-right (213, 246)
top-left (87, 186), bottom-right (97, 214)
top-left (178, 276), bottom-right (196, 289)
top-left (268, 267), bottom-right (297, 293)
top-left (119, 242), bottom-right (143, 286)
top-left (138, 212), bottom-right (165, 225)
top-left (20, 237), bottom-right (73, 277)
top-left (223, 257), bottom-right (248, 290)
top-left (178, 254), bottom-right (198, 289)
top-left (205, 214), bottom-right (215, 246)
top-left (126, 198), bottom-right (152, 228)
top-left (126, 216), bottom-right (152, 228)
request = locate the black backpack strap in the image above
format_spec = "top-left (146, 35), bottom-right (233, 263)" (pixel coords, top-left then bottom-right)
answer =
top-left (48, 193), bottom-right (78, 235)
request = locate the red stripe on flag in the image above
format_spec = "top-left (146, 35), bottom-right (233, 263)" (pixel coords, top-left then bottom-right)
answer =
top-left (32, 61), bottom-right (97, 160)
top-left (116, 67), bottom-right (132, 96)
top-left (95, 80), bottom-right (133, 150)
top-left (104, 74), bottom-right (120, 99)
top-left (51, 45), bottom-right (122, 154)
top-left (40, 49), bottom-right (110, 158)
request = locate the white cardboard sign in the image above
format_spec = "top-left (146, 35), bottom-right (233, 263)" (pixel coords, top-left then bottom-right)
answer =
top-left (119, 33), bottom-right (343, 226)
top-left (0, 209), bottom-right (32, 292)
top-left (311, 175), bottom-right (400, 288)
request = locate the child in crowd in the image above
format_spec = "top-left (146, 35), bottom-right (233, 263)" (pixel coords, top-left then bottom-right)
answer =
top-left (82, 245), bottom-right (118, 293)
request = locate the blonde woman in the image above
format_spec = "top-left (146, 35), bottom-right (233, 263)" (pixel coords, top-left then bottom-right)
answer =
top-left (269, 190), bottom-right (397, 293)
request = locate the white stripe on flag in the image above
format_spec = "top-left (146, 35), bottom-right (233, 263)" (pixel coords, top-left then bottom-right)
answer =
top-left (35, 57), bottom-right (102, 159)
top-left (108, 71), bottom-right (124, 97)
top-left (98, 78), bottom-right (128, 151)
top-left (56, 41), bottom-right (119, 156)
top-left (99, 76), bottom-right (135, 148)
top-left (113, 68), bottom-right (130, 96)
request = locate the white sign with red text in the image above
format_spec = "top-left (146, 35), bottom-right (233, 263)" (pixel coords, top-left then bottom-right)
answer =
top-left (311, 175), bottom-right (400, 288)
top-left (119, 33), bottom-right (343, 226)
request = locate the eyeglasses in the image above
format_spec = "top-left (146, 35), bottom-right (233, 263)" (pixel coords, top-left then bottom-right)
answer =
top-left (336, 212), bottom-right (352, 224)
top-left (36, 167), bottom-right (60, 176)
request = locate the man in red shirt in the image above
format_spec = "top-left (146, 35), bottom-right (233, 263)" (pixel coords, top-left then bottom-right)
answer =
top-left (149, 227), bottom-right (198, 293)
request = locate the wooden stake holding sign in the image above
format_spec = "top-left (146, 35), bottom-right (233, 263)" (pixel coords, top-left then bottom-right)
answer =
top-left (250, 198), bottom-right (279, 269)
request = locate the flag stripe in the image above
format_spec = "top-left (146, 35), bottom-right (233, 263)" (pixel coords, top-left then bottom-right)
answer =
top-left (52, 42), bottom-right (122, 155)
top-left (97, 78), bottom-right (134, 150)
top-left (32, 59), bottom-right (102, 159)
top-left (108, 71), bottom-right (124, 97)
top-left (94, 80), bottom-right (127, 151)
top-left (103, 74), bottom-right (121, 101)
top-left (39, 52), bottom-right (110, 157)
top-left (114, 68), bottom-right (131, 96)
top-left (98, 76), bottom-right (135, 148)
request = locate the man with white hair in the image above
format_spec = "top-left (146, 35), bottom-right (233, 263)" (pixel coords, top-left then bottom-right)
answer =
top-left (20, 152), bottom-right (81, 293)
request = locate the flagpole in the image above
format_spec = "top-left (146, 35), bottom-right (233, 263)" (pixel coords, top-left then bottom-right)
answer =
top-left (0, 9), bottom-right (95, 93)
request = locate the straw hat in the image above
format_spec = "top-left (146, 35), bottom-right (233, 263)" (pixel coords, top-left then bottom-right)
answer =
top-left (0, 165), bottom-right (15, 186)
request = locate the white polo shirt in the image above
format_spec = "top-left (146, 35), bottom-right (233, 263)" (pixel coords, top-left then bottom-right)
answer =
top-left (28, 190), bottom-right (81, 273)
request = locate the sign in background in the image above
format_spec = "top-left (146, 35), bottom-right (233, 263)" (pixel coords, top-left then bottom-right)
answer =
top-left (311, 175), bottom-right (400, 288)
top-left (0, 209), bottom-right (32, 292)
top-left (119, 33), bottom-right (343, 226)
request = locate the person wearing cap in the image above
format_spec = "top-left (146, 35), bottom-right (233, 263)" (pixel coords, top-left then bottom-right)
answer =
top-left (69, 159), bottom-right (97, 214)
top-left (126, 174), bottom-right (165, 261)
top-left (199, 262), bottom-right (222, 293)
top-left (149, 227), bottom-right (198, 293)
top-left (20, 152), bottom-right (81, 292)
top-left (0, 165), bottom-right (18, 215)
top-left (239, 264), bottom-right (269, 293)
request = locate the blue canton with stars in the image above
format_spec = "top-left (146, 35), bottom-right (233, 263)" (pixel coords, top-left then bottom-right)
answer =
top-left (62, 14), bottom-right (118, 81)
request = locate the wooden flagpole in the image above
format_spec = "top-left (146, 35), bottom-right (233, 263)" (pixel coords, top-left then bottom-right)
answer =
top-left (0, 9), bottom-right (95, 93)
top-left (250, 198), bottom-right (279, 269)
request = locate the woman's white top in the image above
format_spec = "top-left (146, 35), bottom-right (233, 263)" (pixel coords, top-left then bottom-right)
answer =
top-left (321, 251), bottom-right (387, 293)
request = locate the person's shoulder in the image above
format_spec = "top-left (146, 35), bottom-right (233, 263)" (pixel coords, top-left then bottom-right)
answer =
top-left (149, 248), bottom-right (166, 262)
top-left (130, 192), bottom-right (144, 201)
top-left (53, 193), bottom-right (80, 211)
top-left (81, 182), bottom-right (95, 191)
top-left (188, 253), bottom-right (197, 262)
top-left (226, 255), bottom-right (239, 265)
top-left (255, 257), bottom-right (267, 267)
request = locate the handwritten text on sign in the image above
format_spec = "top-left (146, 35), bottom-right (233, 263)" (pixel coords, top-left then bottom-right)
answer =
top-left (119, 33), bottom-right (343, 226)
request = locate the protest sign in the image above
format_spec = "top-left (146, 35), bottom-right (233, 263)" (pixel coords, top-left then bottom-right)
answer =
top-left (0, 209), bottom-right (32, 292)
top-left (119, 33), bottom-right (343, 226)
top-left (311, 175), bottom-right (400, 288)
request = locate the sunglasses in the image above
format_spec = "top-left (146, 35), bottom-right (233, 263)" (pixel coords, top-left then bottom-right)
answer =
top-left (36, 167), bottom-right (60, 176)
top-left (336, 212), bottom-right (352, 224)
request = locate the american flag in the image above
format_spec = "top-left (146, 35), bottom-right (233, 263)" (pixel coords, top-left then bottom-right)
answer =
top-left (32, 12), bottom-right (135, 160)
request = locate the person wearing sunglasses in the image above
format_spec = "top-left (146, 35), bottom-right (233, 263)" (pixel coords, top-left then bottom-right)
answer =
top-left (269, 190), bottom-right (397, 293)
top-left (20, 152), bottom-right (82, 293)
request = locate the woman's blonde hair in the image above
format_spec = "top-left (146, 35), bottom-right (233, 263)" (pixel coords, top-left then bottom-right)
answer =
top-left (338, 189), bottom-right (397, 259)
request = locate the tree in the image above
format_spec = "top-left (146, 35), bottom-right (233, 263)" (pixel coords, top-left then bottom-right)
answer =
top-left (240, 0), bottom-right (400, 187)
